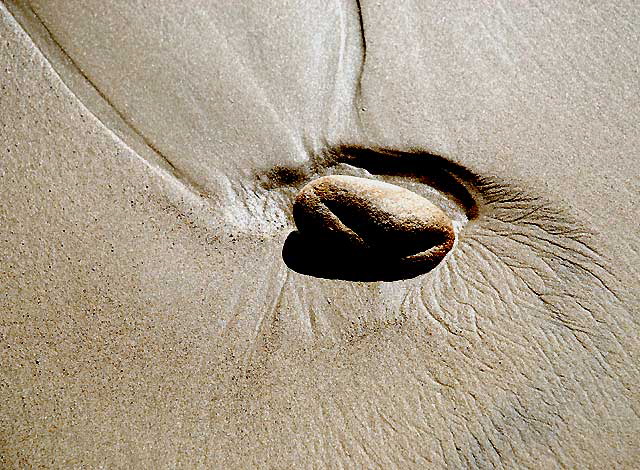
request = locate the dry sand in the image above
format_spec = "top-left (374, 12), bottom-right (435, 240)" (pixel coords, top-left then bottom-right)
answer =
top-left (1, 1), bottom-right (639, 468)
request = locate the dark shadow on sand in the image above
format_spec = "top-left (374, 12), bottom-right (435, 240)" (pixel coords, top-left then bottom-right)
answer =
top-left (282, 231), bottom-right (441, 282)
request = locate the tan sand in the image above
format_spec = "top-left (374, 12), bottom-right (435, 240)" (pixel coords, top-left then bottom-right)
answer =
top-left (1, 1), bottom-right (638, 468)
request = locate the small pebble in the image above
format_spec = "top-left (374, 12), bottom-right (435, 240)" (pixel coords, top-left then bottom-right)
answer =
top-left (293, 175), bottom-right (455, 268)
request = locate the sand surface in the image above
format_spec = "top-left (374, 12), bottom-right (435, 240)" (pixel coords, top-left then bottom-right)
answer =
top-left (1, 1), bottom-right (639, 468)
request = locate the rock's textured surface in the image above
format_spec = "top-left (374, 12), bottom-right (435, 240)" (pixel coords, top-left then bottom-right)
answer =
top-left (293, 175), bottom-right (455, 266)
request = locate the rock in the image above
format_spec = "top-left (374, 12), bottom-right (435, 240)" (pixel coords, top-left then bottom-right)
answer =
top-left (293, 175), bottom-right (455, 267)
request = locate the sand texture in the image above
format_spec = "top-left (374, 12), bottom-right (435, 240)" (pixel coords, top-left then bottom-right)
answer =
top-left (1, 1), bottom-right (639, 468)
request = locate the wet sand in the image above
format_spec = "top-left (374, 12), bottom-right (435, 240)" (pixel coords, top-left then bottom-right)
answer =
top-left (1, 1), bottom-right (639, 468)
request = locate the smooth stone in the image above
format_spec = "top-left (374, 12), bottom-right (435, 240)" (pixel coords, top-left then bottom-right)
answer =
top-left (293, 175), bottom-right (455, 266)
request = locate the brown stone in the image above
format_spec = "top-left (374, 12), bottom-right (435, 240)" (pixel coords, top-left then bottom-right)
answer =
top-left (293, 175), bottom-right (455, 266)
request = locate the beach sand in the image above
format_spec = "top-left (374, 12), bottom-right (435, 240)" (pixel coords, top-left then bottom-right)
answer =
top-left (1, 1), bottom-right (638, 467)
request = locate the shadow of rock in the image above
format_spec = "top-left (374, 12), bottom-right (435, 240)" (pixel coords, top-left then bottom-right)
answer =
top-left (282, 230), bottom-right (441, 282)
